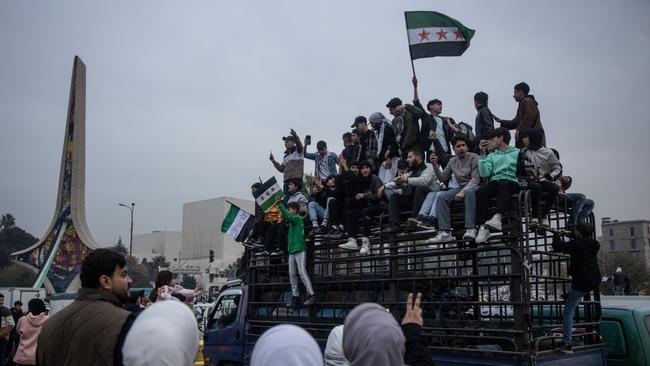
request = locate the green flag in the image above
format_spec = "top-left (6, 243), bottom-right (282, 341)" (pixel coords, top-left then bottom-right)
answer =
top-left (405, 11), bottom-right (475, 59)
top-left (221, 203), bottom-right (255, 242)
top-left (253, 177), bottom-right (284, 213)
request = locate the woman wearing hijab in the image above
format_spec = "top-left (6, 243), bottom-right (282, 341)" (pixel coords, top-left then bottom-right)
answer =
top-left (325, 325), bottom-right (349, 366)
top-left (343, 294), bottom-right (434, 366)
top-left (121, 300), bottom-right (200, 366)
top-left (250, 324), bottom-right (323, 366)
top-left (13, 299), bottom-right (48, 366)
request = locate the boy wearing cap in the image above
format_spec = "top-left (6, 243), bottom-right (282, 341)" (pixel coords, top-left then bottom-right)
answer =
top-left (304, 139), bottom-right (338, 181)
top-left (269, 129), bottom-right (304, 203)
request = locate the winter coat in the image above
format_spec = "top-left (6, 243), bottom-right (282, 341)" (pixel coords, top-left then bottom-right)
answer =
top-left (14, 312), bottom-right (48, 365)
top-left (394, 104), bottom-right (424, 153)
top-left (552, 235), bottom-right (602, 292)
top-left (474, 105), bottom-right (495, 143)
top-left (414, 99), bottom-right (456, 153)
top-left (500, 95), bottom-right (545, 148)
top-left (356, 174), bottom-right (384, 202)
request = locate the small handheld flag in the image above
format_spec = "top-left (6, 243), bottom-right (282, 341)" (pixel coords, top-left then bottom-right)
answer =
top-left (254, 177), bottom-right (284, 213)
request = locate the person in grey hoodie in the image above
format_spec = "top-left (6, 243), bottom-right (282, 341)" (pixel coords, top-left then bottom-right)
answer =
top-left (426, 136), bottom-right (480, 243)
top-left (517, 128), bottom-right (561, 227)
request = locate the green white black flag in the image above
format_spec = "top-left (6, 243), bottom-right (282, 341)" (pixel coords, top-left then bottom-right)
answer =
top-left (405, 11), bottom-right (475, 59)
top-left (254, 177), bottom-right (284, 213)
top-left (220, 204), bottom-right (255, 242)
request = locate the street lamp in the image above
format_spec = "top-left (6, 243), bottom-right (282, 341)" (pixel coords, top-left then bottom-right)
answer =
top-left (118, 202), bottom-right (135, 257)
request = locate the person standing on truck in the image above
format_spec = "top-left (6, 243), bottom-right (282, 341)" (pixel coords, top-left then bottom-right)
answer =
top-left (0, 294), bottom-right (15, 366)
top-left (36, 248), bottom-right (134, 366)
top-left (269, 129), bottom-right (304, 204)
top-left (493, 82), bottom-right (545, 148)
top-left (551, 223), bottom-right (602, 354)
top-left (276, 198), bottom-right (317, 307)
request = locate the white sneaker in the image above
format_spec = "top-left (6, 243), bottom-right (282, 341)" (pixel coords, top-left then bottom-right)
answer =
top-left (339, 238), bottom-right (358, 250)
top-left (359, 237), bottom-right (370, 255)
top-left (425, 231), bottom-right (453, 244)
top-left (484, 215), bottom-right (502, 231)
top-left (475, 226), bottom-right (491, 244)
top-left (463, 229), bottom-right (477, 240)
top-left (540, 217), bottom-right (550, 227)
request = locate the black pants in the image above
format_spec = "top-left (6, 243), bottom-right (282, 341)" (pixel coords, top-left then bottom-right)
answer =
top-left (263, 222), bottom-right (287, 251)
top-left (411, 186), bottom-right (431, 217)
top-left (346, 201), bottom-right (387, 236)
top-left (528, 181), bottom-right (559, 218)
top-left (251, 220), bottom-right (270, 240)
top-left (388, 193), bottom-right (415, 224)
top-left (476, 180), bottom-right (520, 224)
top-left (327, 198), bottom-right (342, 225)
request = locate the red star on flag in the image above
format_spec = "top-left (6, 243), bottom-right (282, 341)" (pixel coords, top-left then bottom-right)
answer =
top-left (454, 29), bottom-right (463, 40)
top-left (418, 29), bottom-right (430, 41)
top-left (436, 29), bottom-right (448, 40)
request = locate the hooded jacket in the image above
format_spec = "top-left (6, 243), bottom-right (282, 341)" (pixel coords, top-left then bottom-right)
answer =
top-left (516, 128), bottom-right (562, 182)
top-left (552, 235), bottom-right (602, 291)
top-left (501, 95), bottom-right (545, 148)
top-left (279, 203), bottom-right (307, 254)
top-left (13, 313), bottom-right (48, 365)
top-left (479, 146), bottom-right (520, 182)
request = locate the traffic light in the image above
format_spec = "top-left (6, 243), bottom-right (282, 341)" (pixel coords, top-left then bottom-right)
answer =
top-left (209, 250), bottom-right (214, 263)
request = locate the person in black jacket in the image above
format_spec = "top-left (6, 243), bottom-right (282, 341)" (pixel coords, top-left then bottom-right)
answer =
top-left (244, 182), bottom-right (266, 247)
top-left (551, 223), bottom-right (602, 354)
top-left (473, 91), bottom-right (495, 153)
top-left (402, 293), bottom-right (435, 366)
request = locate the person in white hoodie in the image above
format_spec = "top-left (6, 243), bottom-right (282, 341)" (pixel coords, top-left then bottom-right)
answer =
top-left (13, 298), bottom-right (48, 366)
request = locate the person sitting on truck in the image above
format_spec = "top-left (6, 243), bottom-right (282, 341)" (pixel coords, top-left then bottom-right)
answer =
top-left (557, 176), bottom-right (595, 228)
top-left (286, 179), bottom-right (308, 215)
top-left (36, 248), bottom-right (134, 366)
top-left (276, 199), bottom-right (317, 307)
top-left (339, 160), bottom-right (385, 255)
top-left (382, 148), bottom-right (439, 234)
top-left (244, 182), bottom-right (266, 247)
top-left (551, 223), bottom-right (602, 354)
top-left (250, 324), bottom-right (323, 366)
top-left (13, 298), bottom-right (48, 366)
top-left (516, 128), bottom-right (562, 227)
top-left (326, 158), bottom-right (359, 239)
top-left (425, 135), bottom-right (480, 243)
top-left (475, 128), bottom-right (521, 244)
top-left (308, 175), bottom-right (342, 236)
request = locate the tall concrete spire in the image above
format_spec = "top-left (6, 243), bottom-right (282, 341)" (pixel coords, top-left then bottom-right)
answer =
top-left (13, 56), bottom-right (101, 294)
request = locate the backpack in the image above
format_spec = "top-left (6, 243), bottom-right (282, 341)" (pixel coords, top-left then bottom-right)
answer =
top-left (455, 122), bottom-right (476, 147)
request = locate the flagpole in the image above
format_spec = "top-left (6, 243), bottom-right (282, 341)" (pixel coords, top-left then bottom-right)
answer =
top-left (404, 12), bottom-right (417, 79)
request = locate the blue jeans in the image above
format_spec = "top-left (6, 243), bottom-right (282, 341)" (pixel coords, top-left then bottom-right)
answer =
top-left (308, 201), bottom-right (326, 222)
top-left (563, 288), bottom-right (586, 345)
top-left (436, 186), bottom-right (477, 230)
top-left (419, 191), bottom-right (440, 218)
top-left (566, 193), bottom-right (594, 226)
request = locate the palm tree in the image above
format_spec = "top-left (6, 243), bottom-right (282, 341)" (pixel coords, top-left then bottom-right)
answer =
top-left (0, 213), bottom-right (16, 230)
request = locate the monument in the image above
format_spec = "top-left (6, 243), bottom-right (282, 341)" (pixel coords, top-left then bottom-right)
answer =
top-left (12, 56), bottom-right (100, 293)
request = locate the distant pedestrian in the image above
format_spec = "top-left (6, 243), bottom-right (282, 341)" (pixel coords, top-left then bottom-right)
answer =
top-left (150, 270), bottom-right (203, 303)
top-left (0, 294), bottom-right (15, 366)
top-left (613, 267), bottom-right (628, 296)
top-left (13, 298), bottom-right (48, 366)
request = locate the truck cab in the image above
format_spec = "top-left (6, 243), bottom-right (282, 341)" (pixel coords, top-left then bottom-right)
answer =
top-left (203, 283), bottom-right (249, 366)
top-left (600, 296), bottom-right (650, 366)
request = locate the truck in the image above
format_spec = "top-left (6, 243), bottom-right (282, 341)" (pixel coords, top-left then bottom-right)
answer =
top-left (600, 296), bottom-right (650, 366)
top-left (204, 191), bottom-right (608, 365)
top-left (0, 287), bottom-right (46, 308)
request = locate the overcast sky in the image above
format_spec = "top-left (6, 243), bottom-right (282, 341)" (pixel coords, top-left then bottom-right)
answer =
top-left (1, 0), bottom-right (649, 245)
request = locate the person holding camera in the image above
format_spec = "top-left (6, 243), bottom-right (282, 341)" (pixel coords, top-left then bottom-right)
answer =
top-left (551, 223), bottom-right (601, 354)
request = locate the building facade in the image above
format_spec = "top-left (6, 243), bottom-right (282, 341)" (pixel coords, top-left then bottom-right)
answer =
top-left (598, 217), bottom-right (650, 268)
top-left (131, 231), bottom-right (182, 264)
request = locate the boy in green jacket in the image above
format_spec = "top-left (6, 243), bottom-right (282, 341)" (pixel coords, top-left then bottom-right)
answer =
top-left (276, 198), bottom-right (316, 306)
top-left (475, 128), bottom-right (520, 244)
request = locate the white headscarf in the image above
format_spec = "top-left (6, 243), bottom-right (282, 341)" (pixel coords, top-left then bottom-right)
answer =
top-left (251, 324), bottom-right (323, 366)
top-left (325, 325), bottom-right (350, 366)
top-left (369, 112), bottom-right (391, 156)
top-left (122, 301), bottom-right (199, 366)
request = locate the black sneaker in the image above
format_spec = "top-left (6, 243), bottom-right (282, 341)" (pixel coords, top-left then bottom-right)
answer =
top-left (381, 223), bottom-right (400, 234)
top-left (556, 343), bottom-right (572, 354)
top-left (312, 225), bottom-right (328, 235)
top-left (329, 227), bottom-right (345, 239)
top-left (303, 295), bottom-right (317, 306)
top-left (286, 296), bottom-right (300, 307)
